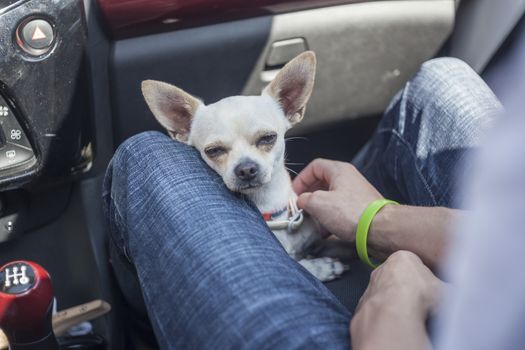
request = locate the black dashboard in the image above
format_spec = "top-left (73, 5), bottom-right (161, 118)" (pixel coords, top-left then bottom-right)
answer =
top-left (0, 3), bottom-right (118, 347)
top-left (0, 0), bottom-right (95, 246)
top-left (0, 0), bottom-right (92, 190)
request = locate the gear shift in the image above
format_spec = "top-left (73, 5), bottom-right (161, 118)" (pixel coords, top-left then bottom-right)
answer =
top-left (0, 261), bottom-right (58, 349)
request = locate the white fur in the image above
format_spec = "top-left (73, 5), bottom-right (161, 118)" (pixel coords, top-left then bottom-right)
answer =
top-left (142, 52), bottom-right (346, 281)
top-left (188, 95), bottom-right (293, 211)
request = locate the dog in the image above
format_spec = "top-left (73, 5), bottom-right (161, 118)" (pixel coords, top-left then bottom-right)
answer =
top-left (141, 51), bottom-right (346, 281)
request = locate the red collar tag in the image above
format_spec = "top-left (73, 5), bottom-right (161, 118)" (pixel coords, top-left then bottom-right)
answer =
top-left (262, 207), bottom-right (288, 222)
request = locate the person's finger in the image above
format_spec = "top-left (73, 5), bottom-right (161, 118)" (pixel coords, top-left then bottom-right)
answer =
top-left (298, 190), bottom-right (330, 215)
top-left (297, 192), bottom-right (333, 237)
top-left (292, 159), bottom-right (336, 194)
top-left (297, 190), bottom-right (327, 210)
top-left (296, 192), bottom-right (312, 209)
top-left (292, 159), bottom-right (331, 194)
top-left (295, 179), bottom-right (324, 195)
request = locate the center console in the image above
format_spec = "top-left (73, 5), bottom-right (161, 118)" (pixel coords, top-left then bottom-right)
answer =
top-left (0, 0), bottom-right (92, 190)
top-left (0, 1), bottom-right (113, 348)
top-left (0, 0), bottom-right (93, 243)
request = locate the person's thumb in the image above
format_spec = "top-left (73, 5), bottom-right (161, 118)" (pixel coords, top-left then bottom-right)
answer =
top-left (298, 191), bottom-right (334, 237)
top-left (297, 192), bottom-right (312, 210)
top-left (297, 191), bottom-right (328, 216)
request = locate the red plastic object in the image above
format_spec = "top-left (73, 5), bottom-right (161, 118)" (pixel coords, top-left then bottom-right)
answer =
top-left (96, 0), bottom-right (358, 39)
top-left (0, 261), bottom-right (54, 344)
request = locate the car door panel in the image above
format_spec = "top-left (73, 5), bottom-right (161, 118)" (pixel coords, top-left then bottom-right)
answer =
top-left (243, 0), bottom-right (455, 134)
top-left (108, 0), bottom-right (455, 144)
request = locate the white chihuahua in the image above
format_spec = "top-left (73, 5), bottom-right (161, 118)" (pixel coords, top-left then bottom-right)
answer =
top-left (142, 51), bottom-right (346, 281)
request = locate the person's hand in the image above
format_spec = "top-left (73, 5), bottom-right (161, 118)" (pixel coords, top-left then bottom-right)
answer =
top-left (355, 250), bottom-right (443, 316)
top-left (292, 158), bottom-right (383, 241)
top-left (350, 251), bottom-right (444, 350)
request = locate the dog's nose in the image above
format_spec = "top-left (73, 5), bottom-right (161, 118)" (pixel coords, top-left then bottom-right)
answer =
top-left (235, 161), bottom-right (259, 181)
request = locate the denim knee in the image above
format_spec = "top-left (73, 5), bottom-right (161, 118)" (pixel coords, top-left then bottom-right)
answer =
top-left (120, 130), bottom-right (169, 148)
top-left (418, 56), bottom-right (474, 81)
top-left (113, 131), bottom-right (171, 166)
top-left (105, 132), bottom-right (175, 231)
top-left (409, 57), bottom-right (485, 121)
top-left (397, 57), bottom-right (501, 157)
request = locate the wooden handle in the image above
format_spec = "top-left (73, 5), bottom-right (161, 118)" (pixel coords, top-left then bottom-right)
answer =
top-left (53, 299), bottom-right (111, 336)
top-left (0, 299), bottom-right (111, 349)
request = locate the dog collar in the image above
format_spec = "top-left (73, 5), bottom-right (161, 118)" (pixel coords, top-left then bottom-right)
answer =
top-left (262, 207), bottom-right (288, 221)
top-left (263, 198), bottom-right (304, 232)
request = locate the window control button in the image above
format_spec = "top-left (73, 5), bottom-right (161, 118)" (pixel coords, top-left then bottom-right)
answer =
top-left (0, 94), bottom-right (35, 170)
top-left (0, 144), bottom-right (34, 169)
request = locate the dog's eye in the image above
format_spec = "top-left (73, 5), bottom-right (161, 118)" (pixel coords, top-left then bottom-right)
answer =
top-left (205, 146), bottom-right (227, 158)
top-left (257, 133), bottom-right (277, 146)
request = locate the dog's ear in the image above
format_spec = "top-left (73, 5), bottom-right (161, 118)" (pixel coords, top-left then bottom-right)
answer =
top-left (263, 51), bottom-right (316, 125)
top-left (141, 80), bottom-right (202, 142)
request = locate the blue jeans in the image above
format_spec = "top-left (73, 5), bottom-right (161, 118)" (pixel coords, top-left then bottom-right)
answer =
top-left (103, 58), bottom-right (501, 349)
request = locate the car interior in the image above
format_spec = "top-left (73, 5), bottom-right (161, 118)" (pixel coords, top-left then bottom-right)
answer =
top-left (0, 0), bottom-right (524, 348)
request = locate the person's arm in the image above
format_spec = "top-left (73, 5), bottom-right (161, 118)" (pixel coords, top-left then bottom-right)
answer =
top-left (368, 205), bottom-right (461, 270)
top-left (292, 158), bottom-right (463, 270)
top-left (292, 159), bottom-right (447, 348)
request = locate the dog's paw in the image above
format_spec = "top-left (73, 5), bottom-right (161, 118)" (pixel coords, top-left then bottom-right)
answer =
top-left (298, 257), bottom-right (347, 282)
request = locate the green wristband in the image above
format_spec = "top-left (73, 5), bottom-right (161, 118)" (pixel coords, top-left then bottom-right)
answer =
top-left (355, 199), bottom-right (399, 268)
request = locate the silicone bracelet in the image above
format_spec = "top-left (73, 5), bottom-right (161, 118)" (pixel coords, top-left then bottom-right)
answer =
top-left (355, 199), bottom-right (399, 268)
